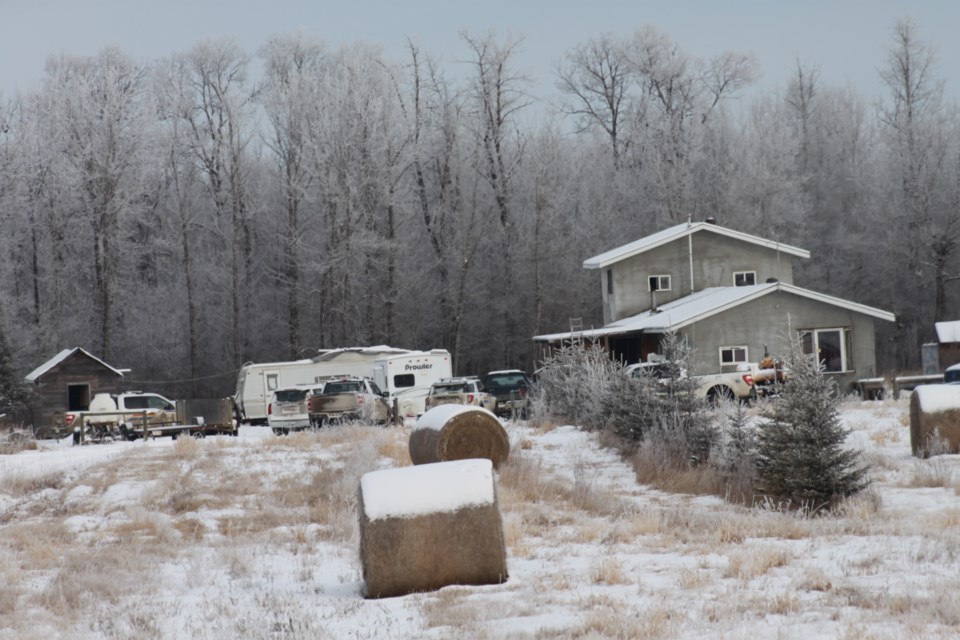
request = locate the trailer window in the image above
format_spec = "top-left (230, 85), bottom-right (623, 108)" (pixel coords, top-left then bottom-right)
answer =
top-left (394, 374), bottom-right (415, 388)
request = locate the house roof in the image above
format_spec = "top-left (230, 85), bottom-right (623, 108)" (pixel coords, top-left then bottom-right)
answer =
top-left (582, 221), bottom-right (811, 270)
top-left (532, 282), bottom-right (896, 342)
top-left (936, 321), bottom-right (960, 343)
top-left (24, 347), bottom-right (124, 383)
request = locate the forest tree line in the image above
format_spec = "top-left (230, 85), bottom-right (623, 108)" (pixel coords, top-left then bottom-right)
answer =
top-left (0, 18), bottom-right (956, 402)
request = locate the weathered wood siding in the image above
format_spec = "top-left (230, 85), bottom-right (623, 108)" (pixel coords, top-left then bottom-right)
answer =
top-left (28, 353), bottom-right (122, 438)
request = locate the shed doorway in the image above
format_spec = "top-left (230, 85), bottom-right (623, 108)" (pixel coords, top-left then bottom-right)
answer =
top-left (68, 384), bottom-right (90, 411)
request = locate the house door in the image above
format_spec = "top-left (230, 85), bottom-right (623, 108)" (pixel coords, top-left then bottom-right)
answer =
top-left (68, 384), bottom-right (90, 411)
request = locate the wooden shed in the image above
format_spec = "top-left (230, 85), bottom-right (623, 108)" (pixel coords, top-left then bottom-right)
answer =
top-left (24, 348), bottom-right (124, 438)
top-left (935, 321), bottom-right (960, 372)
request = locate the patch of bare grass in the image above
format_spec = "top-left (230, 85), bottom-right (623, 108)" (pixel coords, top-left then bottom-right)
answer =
top-left (0, 470), bottom-right (65, 497)
top-left (498, 448), bottom-right (625, 518)
top-left (631, 443), bottom-right (724, 496)
top-left (724, 545), bottom-right (793, 581)
top-left (590, 557), bottom-right (631, 585)
top-left (907, 457), bottom-right (957, 489)
top-left (36, 545), bottom-right (153, 616)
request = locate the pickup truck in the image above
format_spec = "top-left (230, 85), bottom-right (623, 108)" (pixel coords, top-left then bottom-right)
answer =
top-left (626, 361), bottom-right (755, 402)
top-left (65, 391), bottom-right (179, 441)
top-left (308, 377), bottom-right (391, 427)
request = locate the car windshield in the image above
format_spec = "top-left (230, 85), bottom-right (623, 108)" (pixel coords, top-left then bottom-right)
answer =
top-left (275, 389), bottom-right (308, 403)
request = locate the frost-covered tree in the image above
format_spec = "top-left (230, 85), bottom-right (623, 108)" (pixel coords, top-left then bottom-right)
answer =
top-left (755, 339), bottom-right (870, 510)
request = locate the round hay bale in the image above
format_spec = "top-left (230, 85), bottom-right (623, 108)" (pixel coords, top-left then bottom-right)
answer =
top-left (910, 385), bottom-right (960, 457)
top-left (358, 459), bottom-right (508, 599)
top-left (409, 405), bottom-right (509, 469)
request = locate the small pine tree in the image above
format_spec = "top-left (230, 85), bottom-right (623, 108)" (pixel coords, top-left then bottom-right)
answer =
top-left (755, 339), bottom-right (870, 511)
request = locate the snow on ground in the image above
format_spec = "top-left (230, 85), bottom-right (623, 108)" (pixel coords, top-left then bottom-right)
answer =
top-left (1, 398), bottom-right (960, 638)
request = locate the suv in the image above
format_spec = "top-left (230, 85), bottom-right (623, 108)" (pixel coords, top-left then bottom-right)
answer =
top-left (481, 370), bottom-right (532, 418)
top-left (268, 384), bottom-right (326, 435)
top-left (425, 377), bottom-right (497, 412)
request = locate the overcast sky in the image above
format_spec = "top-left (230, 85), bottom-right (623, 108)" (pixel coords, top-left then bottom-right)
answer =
top-left (2, 0), bottom-right (959, 106)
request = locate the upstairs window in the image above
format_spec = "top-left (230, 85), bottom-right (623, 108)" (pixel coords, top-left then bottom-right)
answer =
top-left (734, 271), bottom-right (756, 286)
top-left (801, 328), bottom-right (851, 373)
top-left (648, 275), bottom-right (671, 292)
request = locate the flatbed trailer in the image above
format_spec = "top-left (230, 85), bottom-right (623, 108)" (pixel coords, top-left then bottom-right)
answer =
top-left (72, 398), bottom-right (238, 444)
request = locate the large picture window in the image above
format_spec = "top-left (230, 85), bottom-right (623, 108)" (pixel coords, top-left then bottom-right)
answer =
top-left (801, 328), bottom-right (851, 373)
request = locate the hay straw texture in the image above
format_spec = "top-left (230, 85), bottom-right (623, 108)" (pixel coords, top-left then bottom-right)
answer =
top-left (409, 405), bottom-right (510, 469)
top-left (358, 459), bottom-right (508, 599)
top-left (910, 386), bottom-right (960, 456)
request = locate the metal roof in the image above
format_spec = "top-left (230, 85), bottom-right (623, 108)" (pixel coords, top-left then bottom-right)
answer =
top-left (583, 221), bottom-right (810, 270)
top-left (24, 347), bottom-right (124, 383)
top-left (533, 282), bottom-right (895, 342)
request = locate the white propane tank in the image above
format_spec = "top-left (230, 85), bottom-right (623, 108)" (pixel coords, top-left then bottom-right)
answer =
top-left (89, 393), bottom-right (118, 413)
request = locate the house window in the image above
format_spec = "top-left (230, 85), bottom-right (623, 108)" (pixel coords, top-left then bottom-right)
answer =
top-left (800, 328), bottom-right (851, 373)
top-left (648, 275), bottom-right (671, 292)
top-left (720, 346), bottom-right (749, 366)
top-left (734, 271), bottom-right (756, 287)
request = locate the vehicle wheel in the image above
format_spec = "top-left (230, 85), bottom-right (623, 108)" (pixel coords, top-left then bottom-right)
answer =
top-left (708, 386), bottom-right (735, 403)
top-left (192, 431), bottom-right (205, 439)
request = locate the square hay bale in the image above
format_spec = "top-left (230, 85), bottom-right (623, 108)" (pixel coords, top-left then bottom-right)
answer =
top-left (910, 385), bottom-right (960, 457)
top-left (358, 459), bottom-right (508, 598)
top-left (409, 405), bottom-right (510, 469)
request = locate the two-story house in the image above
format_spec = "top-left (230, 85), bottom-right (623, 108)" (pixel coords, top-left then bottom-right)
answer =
top-left (534, 219), bottom-right (896, 392)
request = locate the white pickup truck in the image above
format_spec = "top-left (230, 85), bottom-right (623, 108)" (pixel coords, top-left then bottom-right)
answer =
top-left (626, 361), bottom-right (756, 402)
top-left (65, 391), bottom-right (178, 441)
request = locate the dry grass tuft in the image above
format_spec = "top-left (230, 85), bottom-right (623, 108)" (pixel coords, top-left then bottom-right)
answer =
top-left (724, 545), bottom-right (793, 580)
top-left (907, 457), bottom-right (957, 488)
top-left (590, 557), bottom-right (631, 585)
top-left (172, 434), bottom-right (202, 459)
top-left (376, 427), bottom-right (412, 466)
top-left (1, 470), bottom-right (65, 497)
top-left (631, 445), bottom-right (723, 496)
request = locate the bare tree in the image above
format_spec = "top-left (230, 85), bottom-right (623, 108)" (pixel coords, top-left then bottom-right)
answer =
top-left (878, 17), bottom-right (953, 361)
top-left (259, 33), bottom-right (325, 358)
top-left (44, 48), bottom-right (149, 361)
top-left (556, 34), bottom-right (633, 168)
top-left (160, 39), bottom-right (259, 368)
top-left (628, 26), bottom-right (756, 223)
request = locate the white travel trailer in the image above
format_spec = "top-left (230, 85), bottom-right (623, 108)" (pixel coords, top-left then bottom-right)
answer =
top-left (370, 350), bottom-right (453, 418)
top-left (234, 346), bottom-right (451, 424)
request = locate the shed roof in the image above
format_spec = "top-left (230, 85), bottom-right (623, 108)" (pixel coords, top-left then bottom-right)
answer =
top-left (533, 282), bottom-right (896, 342)
top-left (24, 347), bottom-right (124, 383)
top-left (582, 221), bottom-right (811, 270)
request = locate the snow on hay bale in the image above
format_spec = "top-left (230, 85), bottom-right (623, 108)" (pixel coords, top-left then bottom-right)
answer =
top-left (408, 404), bottom-right (510, 469)
top-left (910, 385), bottom-right (960, 457)
top-left (358, 459), bottom-right (508, 598)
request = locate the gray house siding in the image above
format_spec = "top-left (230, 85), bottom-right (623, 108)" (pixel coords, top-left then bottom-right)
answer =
top-left (677, 291), bottom-right (878, 391)
top-left (602, 232), bottom-right (797, 323)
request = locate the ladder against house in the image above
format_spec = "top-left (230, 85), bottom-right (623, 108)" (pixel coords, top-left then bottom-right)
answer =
top-left (569, 317), bottom-right (584, 342)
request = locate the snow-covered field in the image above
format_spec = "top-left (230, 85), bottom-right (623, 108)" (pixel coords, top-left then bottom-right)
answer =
top-left (1, 397), bottom-right (959, 639)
